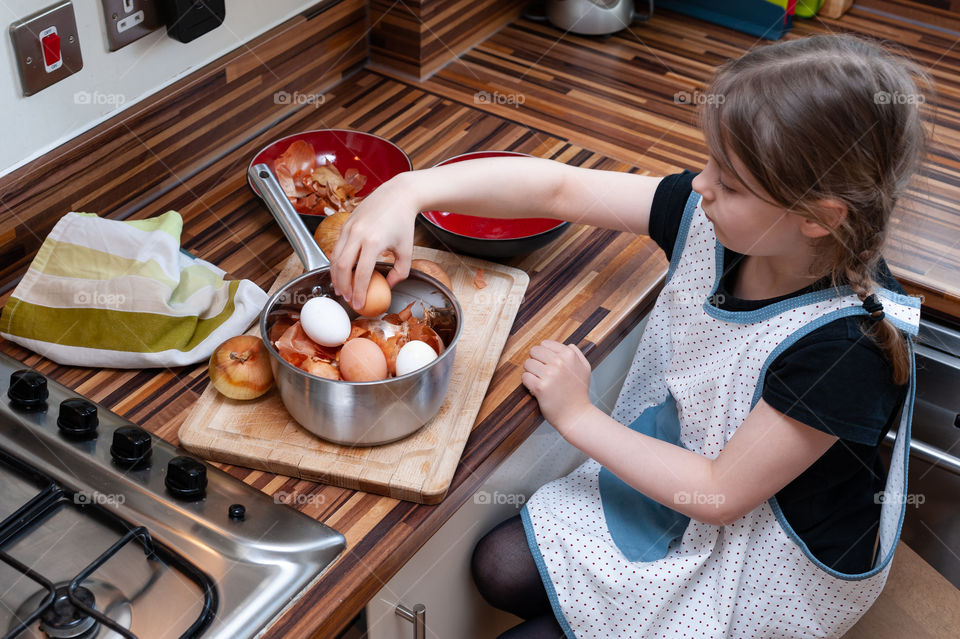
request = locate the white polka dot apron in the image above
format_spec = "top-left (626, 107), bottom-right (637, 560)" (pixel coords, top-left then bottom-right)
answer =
top-left (521, 192), bottom-right (921, 639)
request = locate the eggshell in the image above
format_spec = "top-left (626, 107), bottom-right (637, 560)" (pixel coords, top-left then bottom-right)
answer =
top-left (395, 340), bottom-right (439, 377)
top-left (300, 297), bottom-right (351, 347)
top-left (359, 271), bottom-right (392, 317)
top-left (339, 338), bottom-right (389, 382)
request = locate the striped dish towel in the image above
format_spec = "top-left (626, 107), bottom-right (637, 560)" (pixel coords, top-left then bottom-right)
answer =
top-left (0, 211), bottom-right (268, 368)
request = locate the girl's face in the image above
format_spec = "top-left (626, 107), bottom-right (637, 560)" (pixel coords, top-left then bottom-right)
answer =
top-left (691, 153), bottom-right (810, 258)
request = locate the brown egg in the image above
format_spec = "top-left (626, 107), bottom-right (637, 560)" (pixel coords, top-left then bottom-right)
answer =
top-left (339, 337), bottom-right (388, 382)
top-left (359, 271), bottom-right (392, 317)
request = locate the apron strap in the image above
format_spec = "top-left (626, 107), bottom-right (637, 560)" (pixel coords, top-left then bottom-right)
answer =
top-left (873, 339), bottom-right (916, 568)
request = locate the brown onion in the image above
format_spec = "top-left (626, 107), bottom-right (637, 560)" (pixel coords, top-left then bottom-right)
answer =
top-left (410, 259), bottom-right (453, 291)
top-left (208, 336), bottom-right (274, 400)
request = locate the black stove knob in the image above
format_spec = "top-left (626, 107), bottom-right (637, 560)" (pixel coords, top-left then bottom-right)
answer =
top-left (228, 504), bottom-right (246, 521)
top-left (111, 426), bottom-right (152, 468)
top-left (8, 370), bottom-right (48, 409)
top-left (165, 456), bottom-right (207, 500)
top-left (57, 399), bottom-right (99, 438)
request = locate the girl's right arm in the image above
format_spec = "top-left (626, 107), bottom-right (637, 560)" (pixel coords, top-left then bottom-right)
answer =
top-left (330, 157), bottom-right (663, 310)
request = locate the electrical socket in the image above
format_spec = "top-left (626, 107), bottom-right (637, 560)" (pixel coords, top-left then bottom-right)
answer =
top-left (100, 0), bottom-right (160, 51)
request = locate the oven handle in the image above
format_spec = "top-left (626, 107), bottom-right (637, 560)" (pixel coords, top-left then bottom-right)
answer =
top-left (884, 430), bottom-right (960, 476)
top-left (395, 603), bottom-right (426, 639)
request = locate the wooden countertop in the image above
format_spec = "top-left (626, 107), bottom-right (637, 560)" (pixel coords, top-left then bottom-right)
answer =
top-left (0, 68), bottom-right (668, 638)
top-left (2, 3), bottom-right (959, 637)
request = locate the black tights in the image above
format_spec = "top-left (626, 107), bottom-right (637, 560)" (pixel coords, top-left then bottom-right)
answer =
top-left (471, 515), bottom-right (566, 638)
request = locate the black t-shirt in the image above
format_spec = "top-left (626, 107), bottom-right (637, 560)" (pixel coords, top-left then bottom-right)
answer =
top-left (649, 171), bottom-right (909, 574)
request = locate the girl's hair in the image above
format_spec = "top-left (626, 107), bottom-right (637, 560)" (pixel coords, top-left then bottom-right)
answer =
top-left (699, 34), bottom-right (929, 385)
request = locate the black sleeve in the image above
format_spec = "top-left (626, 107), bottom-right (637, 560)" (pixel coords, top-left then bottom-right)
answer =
top-left (762, 318), bottom-right (908, 446)
top-left (649, 170), bottom-right (698, 259)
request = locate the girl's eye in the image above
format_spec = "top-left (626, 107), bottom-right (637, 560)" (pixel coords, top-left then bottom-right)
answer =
top-left (715, 177), bottom-right (734, 193)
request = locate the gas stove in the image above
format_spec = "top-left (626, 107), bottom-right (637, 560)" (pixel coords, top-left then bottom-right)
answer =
top-left (0, 352), bottom-right (346, 639)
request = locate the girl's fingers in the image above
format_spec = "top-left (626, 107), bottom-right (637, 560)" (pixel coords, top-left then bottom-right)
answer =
top-left (350, 250), bottom-right (379, 311)
top-left (331, 238), bottom-right (361, 300)
top-left (528, 345), bottom-right (556, 364)
top-left (520, 371), bottom-right (539, 392)
top-left (386, 244), bottom-right (412, 288)
top-left (523, 358), bottom-right (548, 378)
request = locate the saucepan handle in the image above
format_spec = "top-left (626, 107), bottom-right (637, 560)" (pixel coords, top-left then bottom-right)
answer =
top-left (248, 163), bottom-right (330, 272)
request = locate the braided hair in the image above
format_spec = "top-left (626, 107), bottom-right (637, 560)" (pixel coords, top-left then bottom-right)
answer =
top-left (699, 34), bottom-right (929, 384)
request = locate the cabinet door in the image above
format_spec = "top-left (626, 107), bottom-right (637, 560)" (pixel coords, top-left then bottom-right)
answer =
top-left (365, 319), bottom-right (646, 639)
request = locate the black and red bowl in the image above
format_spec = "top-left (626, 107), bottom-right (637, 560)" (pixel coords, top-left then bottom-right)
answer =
top-left (419, 151), bottom-right (569, 259)
top-left (249, 129), bottom-right (412, 232)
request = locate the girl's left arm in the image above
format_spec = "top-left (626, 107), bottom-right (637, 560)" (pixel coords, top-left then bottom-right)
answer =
top-left (522, 341), bottom-right (838, 526)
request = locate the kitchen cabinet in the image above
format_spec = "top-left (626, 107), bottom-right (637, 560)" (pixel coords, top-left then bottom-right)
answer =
top-left (365, 319), bottom-right (648, 639)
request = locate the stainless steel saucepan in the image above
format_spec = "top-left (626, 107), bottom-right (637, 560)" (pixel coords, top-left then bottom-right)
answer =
top-left (248, 163), bottom-right (462, 446)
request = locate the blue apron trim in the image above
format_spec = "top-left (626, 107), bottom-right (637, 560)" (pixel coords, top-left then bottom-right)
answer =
top-left (521, 506), bottom-right (578, 639)
top-left (665, 191), bottom-right (703, 284)
top-left (701, 238), bottom-right (922, 325)
top-left (753, 313), bottom-right (917, 580)
top-left (598, 394), bottom-right (691, 561)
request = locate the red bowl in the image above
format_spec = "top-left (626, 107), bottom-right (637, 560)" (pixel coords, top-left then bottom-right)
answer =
top-left (420, 151), bottom-right (569, 258)
top-left (249, 129), bottom-right (412, 230)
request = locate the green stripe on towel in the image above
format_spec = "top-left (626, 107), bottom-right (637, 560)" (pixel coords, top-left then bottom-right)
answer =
top-left (0, 280), bottom-right (240, 353)
top-left (29, 238), bottom-right (179, 288)
top-left (73, 210), bottom-right (183, 240)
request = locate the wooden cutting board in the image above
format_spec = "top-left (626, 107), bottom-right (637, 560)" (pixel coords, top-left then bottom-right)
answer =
top-left (179, 246), bottom-right (528, 504)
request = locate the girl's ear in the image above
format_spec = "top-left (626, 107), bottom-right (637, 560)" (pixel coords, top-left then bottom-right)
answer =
top-left (800, 198), bottom-right (848, 239)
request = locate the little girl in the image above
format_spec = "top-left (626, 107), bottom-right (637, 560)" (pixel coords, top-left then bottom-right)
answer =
top-left (330, 34), bottom-right (926, 638)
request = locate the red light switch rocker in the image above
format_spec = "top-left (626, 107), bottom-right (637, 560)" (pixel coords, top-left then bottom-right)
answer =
top-left (39, 26), bottom-right (62, 72)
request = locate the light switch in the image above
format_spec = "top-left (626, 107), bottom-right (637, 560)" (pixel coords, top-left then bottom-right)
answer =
top-left (40, 28), bottom-right (62, 71)
top-left (9, 1), bottom-right (83, 96)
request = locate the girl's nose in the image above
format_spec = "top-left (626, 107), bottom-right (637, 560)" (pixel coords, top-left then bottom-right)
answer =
top-left (691, 172), bottom-right (711, 201)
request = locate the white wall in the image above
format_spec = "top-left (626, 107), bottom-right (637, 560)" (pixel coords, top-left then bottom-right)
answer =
top-left (0, 1), bottom-right (323, 175)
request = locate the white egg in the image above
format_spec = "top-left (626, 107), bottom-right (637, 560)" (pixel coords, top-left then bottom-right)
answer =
top-left (300, 297), bottom-right (351, 347)
top-left (395, 340), bottom-right (439, 376)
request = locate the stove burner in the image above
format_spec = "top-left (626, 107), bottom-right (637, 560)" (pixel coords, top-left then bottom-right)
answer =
top-left (11, 580), bottom-right (131, 639)
top-left (39, 585), bottom-right (96, 638)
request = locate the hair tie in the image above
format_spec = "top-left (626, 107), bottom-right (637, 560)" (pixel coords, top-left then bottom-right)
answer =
top-left (862, 294), bottom-right (885, 321)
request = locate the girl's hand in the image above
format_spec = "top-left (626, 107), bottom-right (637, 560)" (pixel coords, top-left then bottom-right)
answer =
top-left (521, 340), bottom-right (594, 433)
top-left (330, 174), bottom-right (419, 312)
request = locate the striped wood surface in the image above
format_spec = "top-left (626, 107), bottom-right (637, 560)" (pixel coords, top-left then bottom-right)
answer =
top-left (412, 7), bottom-right (960, 313)
top-left (0, 67), bottom-right (668, 639)
top-left (368, 0), bottom-right (526, 80)
top-left (1, 4), bottom-right (959, 637)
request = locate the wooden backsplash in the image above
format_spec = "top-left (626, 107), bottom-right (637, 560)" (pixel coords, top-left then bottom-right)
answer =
top-left (368, 0), bottom-right (526, 80)
top-left (0, 0), bottom-right (366, 294)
